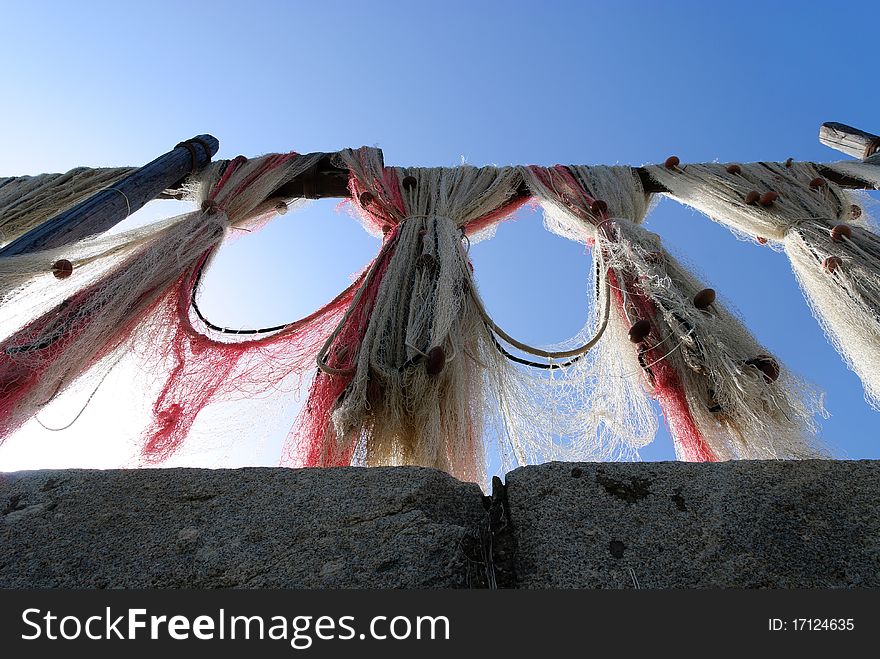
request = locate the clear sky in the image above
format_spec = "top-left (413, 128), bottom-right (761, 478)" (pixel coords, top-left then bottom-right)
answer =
top-left (0, 0), bottom-right (878, 474)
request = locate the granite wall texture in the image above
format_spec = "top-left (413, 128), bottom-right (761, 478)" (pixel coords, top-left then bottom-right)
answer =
top-left (2, 460), bottom-right (877, 588)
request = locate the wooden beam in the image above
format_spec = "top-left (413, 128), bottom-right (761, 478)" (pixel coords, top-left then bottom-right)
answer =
top-left (819, 122), bottom-right (880, 159)
top-left (264, 157), bottom-right (879, 203)
top-left (270, 153), bottom-right (351, 200)
top-left (0, 135), bottom-right (219, 257)
top-left (24, 123), bottom-right (878, 230)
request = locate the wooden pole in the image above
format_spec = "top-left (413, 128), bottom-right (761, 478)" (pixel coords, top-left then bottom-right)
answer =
top-left (6, 122), bottom-right (874, 254)
top-left (265, 123), bottom-right (880, 202)
top-left (0, 135), bottom-right (219, 257)
top-left (819, 122), bottom-right (880, 160)
top-left (263, 155), bottom-right (879, 203)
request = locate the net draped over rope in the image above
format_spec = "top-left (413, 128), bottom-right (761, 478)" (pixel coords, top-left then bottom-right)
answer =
top-left (1, 146), bottom-right (872, 483)
top-left (290, 147), bottom-right (529, 483)
top-left (650, 161), bottom-right (880, 410)
top-left (0, 152), bottom-right (340, 459)
top-left (524, 165), bottom-right (820, 461)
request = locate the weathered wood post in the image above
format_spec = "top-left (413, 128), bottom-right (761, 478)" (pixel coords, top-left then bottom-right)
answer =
top-left (0, 135), bottom-right (219, 257)
top-left (819, 122), bottom-right (880, 162)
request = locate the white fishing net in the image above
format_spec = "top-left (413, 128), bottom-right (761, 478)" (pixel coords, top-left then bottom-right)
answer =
top-left (324, 149), bottom-right (524, 482)
top-left (651, 160), bottom-right (880, 410)
top-left (0, 153), bottom-right (324, 441)
top-left (524, 164), bottom-right (822, 461)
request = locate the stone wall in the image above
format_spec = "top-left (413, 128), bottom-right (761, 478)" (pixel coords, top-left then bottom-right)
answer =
top-left (2, 460), bottom-right (878, 588)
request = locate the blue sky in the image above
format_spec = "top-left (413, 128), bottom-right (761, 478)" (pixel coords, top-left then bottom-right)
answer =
top-left (1, 0), bottom-right (878, 471)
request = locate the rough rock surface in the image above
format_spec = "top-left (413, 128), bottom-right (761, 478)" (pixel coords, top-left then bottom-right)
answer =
top-left (2, 461), bottom-right (879, 588)
top-left (0, 467), bottom-right (487, 588)
top-left (506, 460), bottom-right (880, 588)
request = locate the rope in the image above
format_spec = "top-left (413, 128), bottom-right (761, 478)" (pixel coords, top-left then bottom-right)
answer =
top-left (487, 330), bottom-right (582, 369)
top-left (186, 199), bottom-right (606, 376)
top-left (313, 218), bottom-right (610, 374)
top-left (407, 210), bottom-right (611, 364)
top-left (189, 261), bottom-right (293, 335)
top-left (175, 138), bottom-right (215, 174)
top-left (103, 187), bottom-right (131, 217)
top-left (34, 353), bottom-right (124, 431)
top-left (469, 250), bottom-right (611, 361)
